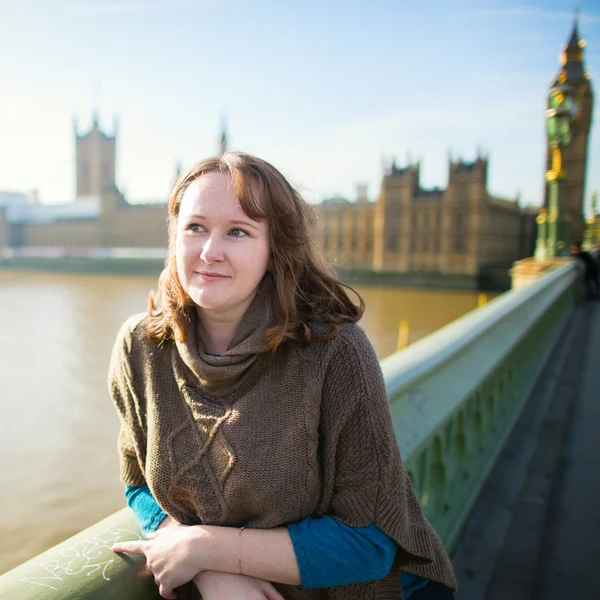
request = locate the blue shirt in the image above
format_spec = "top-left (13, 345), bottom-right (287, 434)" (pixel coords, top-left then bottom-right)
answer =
top-left (125, 485), bottom-right (429, 596)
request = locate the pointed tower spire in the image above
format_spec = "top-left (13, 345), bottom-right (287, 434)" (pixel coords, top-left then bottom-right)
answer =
top-left (566, 15), bottom-right (581, 51)
top-left (560, 5), bottom-right (586, 74)
top-left (92, 79), bottom-right (101, 130)
top-left (219, 113), bottom-right (228, 156)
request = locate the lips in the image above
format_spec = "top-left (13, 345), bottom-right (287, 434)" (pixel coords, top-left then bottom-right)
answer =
top-left (196, 271), bottom-right (230, 281)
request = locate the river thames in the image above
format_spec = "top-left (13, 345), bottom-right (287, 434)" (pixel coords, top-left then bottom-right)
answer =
top-left (0, 270), bottom-right (495, 574)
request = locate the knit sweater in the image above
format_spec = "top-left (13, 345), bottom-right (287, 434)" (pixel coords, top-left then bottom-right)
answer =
top-left (108, 279), bottom-right (457, 599)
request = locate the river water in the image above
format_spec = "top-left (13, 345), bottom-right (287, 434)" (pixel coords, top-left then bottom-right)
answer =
top-left (0, 270), bottom-right (493, 574)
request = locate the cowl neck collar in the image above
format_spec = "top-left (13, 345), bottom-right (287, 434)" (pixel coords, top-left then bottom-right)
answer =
top-left (174, 274), bottom-right (276, 394)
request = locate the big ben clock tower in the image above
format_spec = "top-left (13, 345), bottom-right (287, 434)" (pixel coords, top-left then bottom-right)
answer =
top-left (544, 15), bottom-right (594, 242)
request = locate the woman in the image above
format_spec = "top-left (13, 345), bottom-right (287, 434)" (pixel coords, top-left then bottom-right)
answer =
top-left (110, 153), bottom-right (456, 599)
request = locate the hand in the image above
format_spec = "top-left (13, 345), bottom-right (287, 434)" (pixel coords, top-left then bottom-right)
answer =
top-left (194, 571), bottom-right (285, 600)
top-left (111, 523), bottom-right (203, 599)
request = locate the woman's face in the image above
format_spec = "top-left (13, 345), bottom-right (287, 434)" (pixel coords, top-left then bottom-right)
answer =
top-left (175, 171), bottom-right (270, 315)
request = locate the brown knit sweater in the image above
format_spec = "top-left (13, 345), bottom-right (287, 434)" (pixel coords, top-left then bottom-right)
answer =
top-left (108, 283), bottom-right (456, 599)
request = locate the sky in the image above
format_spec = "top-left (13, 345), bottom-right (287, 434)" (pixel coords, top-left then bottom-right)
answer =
top-left (0, 0), bottom-right (598, 212)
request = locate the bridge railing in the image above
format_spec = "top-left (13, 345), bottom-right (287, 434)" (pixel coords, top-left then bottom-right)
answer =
top-left (0, 261), bottom-right (578, 598)
top-left (383, 261), bottom-right (578, 547)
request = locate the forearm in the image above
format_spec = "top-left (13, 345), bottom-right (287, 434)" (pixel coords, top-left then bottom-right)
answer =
top-left (194, 525), bottom-right (301, 586)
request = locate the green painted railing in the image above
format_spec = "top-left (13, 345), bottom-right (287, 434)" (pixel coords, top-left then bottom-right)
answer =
top-left (0, 508), bottom-right (160, 600)
top-left (383, 261), bottom-right (578, 547)
top-left (0, 262), bottom-right (578, 598)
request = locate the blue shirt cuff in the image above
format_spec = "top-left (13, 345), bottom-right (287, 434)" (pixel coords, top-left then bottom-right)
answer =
top-left (124, 485), bottom-right (168, 537)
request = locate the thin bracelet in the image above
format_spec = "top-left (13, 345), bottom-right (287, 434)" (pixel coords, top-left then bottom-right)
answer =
top-left (238, 527), bottom-right (245, 574)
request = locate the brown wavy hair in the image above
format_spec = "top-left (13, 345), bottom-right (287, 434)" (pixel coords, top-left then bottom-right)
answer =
top-left (147, 152), bottom-right (364, 352)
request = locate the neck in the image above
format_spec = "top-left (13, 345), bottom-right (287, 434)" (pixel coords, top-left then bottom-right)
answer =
top-left (195, 292), bottom-right (258, 354)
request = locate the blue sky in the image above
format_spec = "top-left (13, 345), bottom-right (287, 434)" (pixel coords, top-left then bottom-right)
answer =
top-left (0, 0), bottom-right (598, 213)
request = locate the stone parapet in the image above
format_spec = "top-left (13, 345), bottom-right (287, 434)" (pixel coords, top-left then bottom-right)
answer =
top-left (510, 256), bottom-right (571, 290)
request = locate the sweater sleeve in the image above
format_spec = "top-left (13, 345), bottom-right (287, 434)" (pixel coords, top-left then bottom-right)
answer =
top-left (108, 316), bottom-right (148, 487)
top-left (288, 515), bottom-right (397, 588)
top-left (316, 325), bottom-right (457, 591)
top-left (125, 485), bottom-right (169, 537)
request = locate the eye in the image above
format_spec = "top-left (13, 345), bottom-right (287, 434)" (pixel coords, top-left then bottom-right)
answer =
top-left (230, 228), bottom-right (249, 238)
top-left (189, 223), bottom-right (206, 233)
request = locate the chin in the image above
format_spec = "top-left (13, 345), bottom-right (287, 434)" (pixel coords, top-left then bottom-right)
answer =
top-left (189, 289), bottom-right (226, 310)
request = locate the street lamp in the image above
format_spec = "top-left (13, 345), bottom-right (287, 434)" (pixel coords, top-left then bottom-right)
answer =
top-left (535, 82), bottom-right (578, 259)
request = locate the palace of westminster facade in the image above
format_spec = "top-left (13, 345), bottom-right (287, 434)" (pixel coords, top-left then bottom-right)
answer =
top-left (314, 18), bottom-right (594, 277)
top-left (0, 19), bottom-right (594, 281)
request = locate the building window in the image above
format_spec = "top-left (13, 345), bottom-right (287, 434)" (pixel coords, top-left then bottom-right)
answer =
top-left (366, 216), bottom-right (374, 251)
top-left (455, 211), bottom-right (467, 254)
top-left (455, 237), bottom-right (466, 254)
top-left (322, 212), bottom-right (331, 251)
top-left (102, 162), bottom-right (112, 188)
top-left (351, 214), bottom-right (358, 251)
top-left (337, 212), bottom-right (345, 251)
top-left (386, 212), bottom-right (400, 252)
top-left (79, 161), bottom-right (89, 193)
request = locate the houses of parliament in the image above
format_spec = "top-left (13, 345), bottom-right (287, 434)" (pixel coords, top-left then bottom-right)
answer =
top-left (0, 19), bottom-right (594, 286)
top-left (313, 18), bottom-right (594, 279)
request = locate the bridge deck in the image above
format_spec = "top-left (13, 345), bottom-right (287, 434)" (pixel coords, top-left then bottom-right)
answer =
top-left (452, 301), bottom-right (600, 600)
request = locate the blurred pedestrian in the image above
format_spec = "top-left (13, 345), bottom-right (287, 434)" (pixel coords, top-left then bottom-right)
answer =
top-left (571, 242), bottom-right (599, 301)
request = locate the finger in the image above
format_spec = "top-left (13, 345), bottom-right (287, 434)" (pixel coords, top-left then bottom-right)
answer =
top-left (159, 583), bottom-right (177, 600)
top-left (264, 583), bottom-right (285, 600)
top-left (111, 541), bottom-right (147, 555)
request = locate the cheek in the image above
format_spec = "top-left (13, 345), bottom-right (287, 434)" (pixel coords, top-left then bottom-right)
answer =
top-left (175, 237), bottom-right (195, 278)
top-left (256, 236), bottom-right (270, 263)
top-left (243, 240), bottom-right (270, 273)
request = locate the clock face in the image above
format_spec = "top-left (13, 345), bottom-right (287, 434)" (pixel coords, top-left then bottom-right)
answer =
top-left (549, 90), bottom-right (579, 119)
top-left (563, 96), bottom-right (579, 119)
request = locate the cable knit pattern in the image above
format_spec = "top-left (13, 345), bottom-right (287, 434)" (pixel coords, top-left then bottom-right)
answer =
top-left (108, 281), bottom-right (456, 599)
top-left (299, 348), bottom-right (322, 518)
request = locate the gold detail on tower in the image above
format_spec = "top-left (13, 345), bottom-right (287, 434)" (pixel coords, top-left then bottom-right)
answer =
top-left (546, 146), bottom-right (565, 181)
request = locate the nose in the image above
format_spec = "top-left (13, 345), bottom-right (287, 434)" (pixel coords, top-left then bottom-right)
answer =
top-left (200, 233), bottom-right (225, 264)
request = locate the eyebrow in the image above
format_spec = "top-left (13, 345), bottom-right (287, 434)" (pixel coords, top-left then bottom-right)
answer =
top-left (187, 214), bottom-right (261, 231)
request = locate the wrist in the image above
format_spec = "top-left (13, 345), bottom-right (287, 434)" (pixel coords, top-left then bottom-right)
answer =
top-left (193, 570), bottom-right (210, 585)
top-left (190, 525), bottom-right (239, 575)
top-left (156, 515), bottom-right (176, 530)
